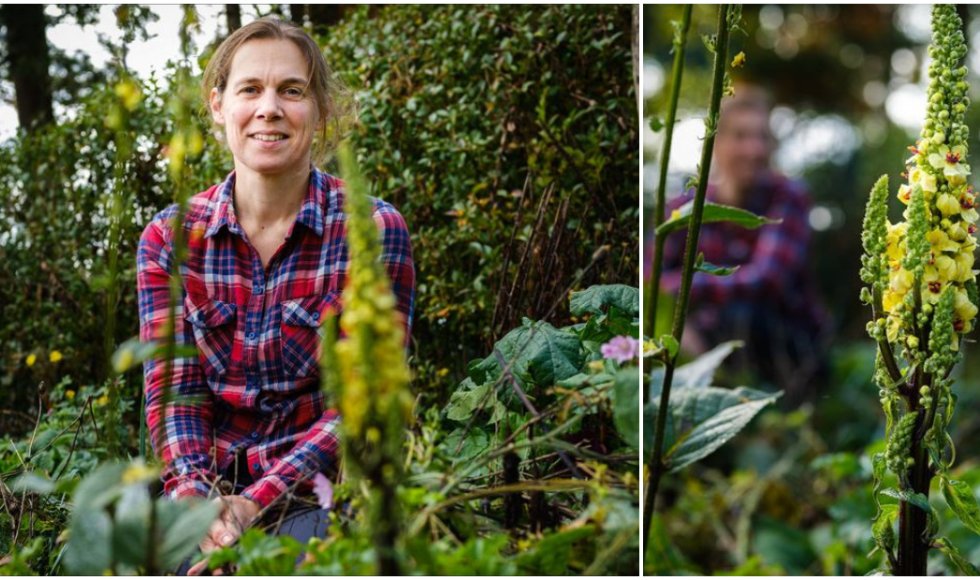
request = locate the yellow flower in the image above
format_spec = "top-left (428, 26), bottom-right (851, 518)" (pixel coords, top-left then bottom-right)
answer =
top-left (955, 251), bottom-right (975, 282)
top-left (937, 192), bottom-right (961, 217)
top-left (96, 395), bottom-right (109, 407)
top-left (954, 287), bottom-right (978, 322)
top-left (887, 222), bottom-right (908, 262)
top-left (926, 228), bottom-right (960, 253)
top-left (49, 350), bottom-right (63, 363)
top-left (731, 51), bottom-right (746, 68)
top-left (65, 390), bottom-right (75, 401)
top-left (928, 144), bottom-right (970, 185)
top-left (436, 368), bottom-right (449, 378)
top-left (121, 461), bottom-right (158, 485)
top-left (910, 167), bottom-right (937, 195)
top-left (890, 267), bottom-right (915, 295)
top-left (26, 354), bottom-right (36, 367)
top-left (935, 254), bottom-right (957, 281)
top-left (882, 289), bottom-right (902, 313)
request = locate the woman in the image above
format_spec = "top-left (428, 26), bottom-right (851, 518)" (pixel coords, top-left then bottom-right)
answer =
top-left (136, 17), bottom-right (415, 574)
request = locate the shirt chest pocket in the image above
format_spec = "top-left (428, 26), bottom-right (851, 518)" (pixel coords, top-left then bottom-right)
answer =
top-left (280, 292), bottom-right (340, 378)
top-left (184, 295), bottom-right (238, 378)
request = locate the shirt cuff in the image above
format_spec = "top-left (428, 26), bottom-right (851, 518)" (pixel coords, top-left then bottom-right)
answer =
top-left (168, 478), bottom-right (213, 501)
top-left (241, 474), bottom-right (289, 509)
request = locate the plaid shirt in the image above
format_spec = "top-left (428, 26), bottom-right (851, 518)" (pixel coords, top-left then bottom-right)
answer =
top-left (659, 171), bottom-right (825, 335)
top-left (137, 168), bottom-right (415, 508)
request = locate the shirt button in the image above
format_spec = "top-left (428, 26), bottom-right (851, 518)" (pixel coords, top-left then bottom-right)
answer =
top-left (252, 463), bottom-right (260, 470)
top-left (247, 331), bottom-right (257, 341)
top-left (254, 285), bottom-right (264, 294)
top-left (250, 432), bottom-right (259, 439)
top-left (312, 311), bottom-right (320, 320)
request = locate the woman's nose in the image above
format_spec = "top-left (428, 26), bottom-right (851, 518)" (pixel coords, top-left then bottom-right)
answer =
top-left (255, 89), bottom-right (283, 120)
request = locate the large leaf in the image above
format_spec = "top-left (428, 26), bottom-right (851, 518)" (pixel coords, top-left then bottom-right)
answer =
top-left (881, 488), bottom-right (930, 512)
top-left (62, 510), bottom-right (112, 575)
top-left (672, 340), bottom-right (742, 390)
top-left (942, 478), bottom-right (980, 535)
top-left (111, 484), bottom-right (152, 566)
top-left (664, 389), bottom-right (780, 472)
top-left (445, 379), bottom-right (493, 422)
top-left (655, 200), bottom-right (779, 238)
top-left (159, 499), bottom-right (222, 571)
top-left (569, 284), bottom-right (639, 318)
top-left (72, 461), bottom-right (127, 511)
top-left (612, 367), bottom-right (639, 449)
top-left (469, 318), bottom-right (583, 390)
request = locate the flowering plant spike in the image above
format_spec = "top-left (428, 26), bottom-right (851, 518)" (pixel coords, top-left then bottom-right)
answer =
top-left (860, 5), bottom-right (980, 575)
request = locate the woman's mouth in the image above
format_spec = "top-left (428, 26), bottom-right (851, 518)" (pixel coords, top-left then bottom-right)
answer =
top-left (251, 133), bottom-right (287, 142)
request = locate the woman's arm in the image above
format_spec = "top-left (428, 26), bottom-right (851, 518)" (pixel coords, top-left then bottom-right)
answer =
top-left (138, 212), bottom-right (218, 500)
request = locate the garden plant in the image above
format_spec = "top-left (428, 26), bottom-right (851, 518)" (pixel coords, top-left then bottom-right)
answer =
top-left (859, 4), bottom-right (980, 575)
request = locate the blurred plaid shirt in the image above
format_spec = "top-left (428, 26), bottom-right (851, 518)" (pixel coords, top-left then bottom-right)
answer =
top-left (137, 168), bottom-right (415, 508)
top-left (659, 171), bottom-right (826, 337)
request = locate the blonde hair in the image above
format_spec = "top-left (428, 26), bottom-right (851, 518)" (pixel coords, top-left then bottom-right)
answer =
top-left (201, 17), bottom-right (355, 163)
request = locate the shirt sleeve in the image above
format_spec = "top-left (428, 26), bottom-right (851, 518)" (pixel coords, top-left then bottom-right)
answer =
top-left (661, 186), bottom-right (812, 303)
top-left (137, 215), bottom-right (217, 501)
top-left (240, 201), bottom-right (416, 509)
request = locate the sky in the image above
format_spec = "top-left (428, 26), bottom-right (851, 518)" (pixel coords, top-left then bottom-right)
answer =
top-left (0, 5), bottom-right (259, 140)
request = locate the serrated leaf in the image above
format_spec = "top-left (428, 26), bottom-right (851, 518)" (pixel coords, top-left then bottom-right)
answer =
top-left (942, 478), bottom-right (980, 535)
top-left (935, 537), bottom-right (980, 575)
top-left (881, 488), bottom-right (930, 512)
top-left (871, 503), bottom-right (898, 549)
top-left (665, 391), bottom-right (780, 472)
top-left (672, 340), bottom-right (742, 390)
top-left (470, 318), bottom-right (583, 389)
top-left (569, 284), bottom-right (639, 318)
top-left (613, 367), bottom-right (640, 449)
top-left (655, 201), bottom-right (779, 238)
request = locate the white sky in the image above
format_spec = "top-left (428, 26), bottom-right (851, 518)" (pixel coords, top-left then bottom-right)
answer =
top-left (0, 5), bottom-right (279, 140)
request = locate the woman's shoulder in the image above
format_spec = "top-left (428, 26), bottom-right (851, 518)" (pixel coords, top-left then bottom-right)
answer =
top-left (315, 168), bottom-right (406, 222)
top-left (140, 183), bottom-right (225, 244)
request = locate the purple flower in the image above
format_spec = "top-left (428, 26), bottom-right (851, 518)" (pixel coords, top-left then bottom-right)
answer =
top-left (601, 336), bottom-right (640, 364)
top-left (312, 472), bottom-right (334, 510)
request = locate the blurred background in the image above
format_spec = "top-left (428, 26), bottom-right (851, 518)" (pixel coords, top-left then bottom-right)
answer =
top-left (645, 5), bottom-right (980, 574)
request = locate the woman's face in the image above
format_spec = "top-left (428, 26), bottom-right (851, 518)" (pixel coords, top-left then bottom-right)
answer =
top-left (210, 38), bottom-right (318, 179)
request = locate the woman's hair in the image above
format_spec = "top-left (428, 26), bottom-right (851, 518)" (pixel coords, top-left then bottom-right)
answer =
top-left (201, 17), bottom-right (355, 163)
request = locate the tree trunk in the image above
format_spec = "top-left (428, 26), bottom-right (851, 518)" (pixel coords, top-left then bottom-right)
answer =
top-left (225, 4), bottom-right (241, 33)
top-left (0, 4), bottom-right (53, 129)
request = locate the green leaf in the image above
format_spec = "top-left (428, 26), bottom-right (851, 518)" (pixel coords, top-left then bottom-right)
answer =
top-left (751, 517), bottom-right (816, 575)
top-left (72, 461), bottom-right (127, 511)
top-left (111, 484), bottom-right (152, 566)
top-left (470, 318), bottom-right (583, 390)
top-left (664, 389), bottom-right (780, 472)
top-left (694, 260), bottom-right (739, 276)
top-left (612, 367), bottom-right (640, 449)
top-left (159, 499), bottom-right (222, 571)
top-left (935, 537), bottom-right (980, 575)
top-left (516, 525), bottom-right (595, 575)
top-left (445, 379), bottom-right (493, 422)
top-left (62, 510), bottom-right (112, 575)
top-left (11, 472), bottom-right (56, 494)
top-left (941, 478), bottom-right (980, 535)
top-left (655, 201), bottom-right (779, 238)
top-left (645, 514), bottom-right (696, 574)
top-left (650, 116), bottom-right (664, 133)
top-left (881, 488), bottom-right (931, 512)
top-left (569, 284), bottom-right (639, 318)
top-left (672, 340), bottom-right (742, 391)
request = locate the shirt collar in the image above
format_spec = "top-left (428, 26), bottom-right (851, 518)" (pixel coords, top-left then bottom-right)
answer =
top-left (205, 168), bottom-right (327, 239)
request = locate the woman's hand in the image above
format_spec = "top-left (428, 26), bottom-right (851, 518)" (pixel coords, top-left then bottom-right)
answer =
top-left (187, 495), bottom-right (260, 576)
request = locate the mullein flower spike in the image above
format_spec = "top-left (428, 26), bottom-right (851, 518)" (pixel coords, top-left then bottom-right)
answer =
top-left (870, 5), bottom-right (978, 349)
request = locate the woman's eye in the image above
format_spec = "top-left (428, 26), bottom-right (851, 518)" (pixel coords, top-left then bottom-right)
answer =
top-left (284, 87), bottom-right (303, 97)
top-left (240, 86), bottom-right (259, 94)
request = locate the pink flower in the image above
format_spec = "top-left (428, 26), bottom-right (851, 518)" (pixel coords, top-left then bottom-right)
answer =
top-left (312, 472), bottom-right (334, 510)
top-left (601, 336), bottom-right (640, 364)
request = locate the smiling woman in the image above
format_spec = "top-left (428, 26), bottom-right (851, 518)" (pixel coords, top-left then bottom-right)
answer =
top-left (135, 16), bottom-right (414, 575)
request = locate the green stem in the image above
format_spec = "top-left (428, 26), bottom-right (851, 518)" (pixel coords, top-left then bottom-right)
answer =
top-left (646, 6), bottom-right (692, 381)
top-left (644, 3), bottom-right (732, 551)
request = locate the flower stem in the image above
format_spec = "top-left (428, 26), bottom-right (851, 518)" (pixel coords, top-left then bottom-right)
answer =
top-left (644, 3), bottom-right (732, 550)
top-left (645, 5), bottom-right (692, 393)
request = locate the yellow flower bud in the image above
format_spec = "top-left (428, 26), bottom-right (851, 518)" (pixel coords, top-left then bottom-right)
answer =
top-left (935, 254), bottom-right (957, 281)
top-left (937, 193), bottom-right (961, 216)
top-left (26, 354), bottom-right (36, 367)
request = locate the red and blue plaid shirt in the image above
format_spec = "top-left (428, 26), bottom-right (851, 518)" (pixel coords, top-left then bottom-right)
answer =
top-left (658, 171), bottom-right (825, 336)
top-left (137, 168), bottom-right (415, 508)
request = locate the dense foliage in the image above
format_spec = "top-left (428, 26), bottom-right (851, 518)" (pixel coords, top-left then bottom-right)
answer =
top-left (0, 5), bottom-right (638, 575)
